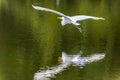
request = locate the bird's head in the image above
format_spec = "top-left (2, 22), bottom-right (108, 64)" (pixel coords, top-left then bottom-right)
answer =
top-left (58, 16), bottom-right (72, 26)
top-left (57, 17), bottom-right (66, 26)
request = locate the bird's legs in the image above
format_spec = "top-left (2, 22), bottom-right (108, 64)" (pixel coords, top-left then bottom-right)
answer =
top-left (75, 26), bottom-right (82, 32)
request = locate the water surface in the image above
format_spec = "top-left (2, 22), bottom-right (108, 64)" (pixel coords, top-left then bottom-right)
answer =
top-left (0, 0), bottom-right (120, 80)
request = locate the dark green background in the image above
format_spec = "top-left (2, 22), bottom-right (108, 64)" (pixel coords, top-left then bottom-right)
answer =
top-left (0, 0), bottom-right (120, 80)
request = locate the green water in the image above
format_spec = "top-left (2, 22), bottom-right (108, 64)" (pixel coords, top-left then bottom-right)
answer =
top-left (0, 0), bottom-right (120, 80)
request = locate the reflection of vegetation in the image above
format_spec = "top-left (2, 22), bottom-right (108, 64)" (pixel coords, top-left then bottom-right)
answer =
top-left (0, 0), bottom-right (120, 80)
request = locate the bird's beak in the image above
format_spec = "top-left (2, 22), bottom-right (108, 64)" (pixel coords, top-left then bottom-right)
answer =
top-left (57, 17), bottom-right (62, 19)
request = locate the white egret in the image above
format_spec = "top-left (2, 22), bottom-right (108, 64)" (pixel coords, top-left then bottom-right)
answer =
top-left (32, 5), bottom-right (105, 32)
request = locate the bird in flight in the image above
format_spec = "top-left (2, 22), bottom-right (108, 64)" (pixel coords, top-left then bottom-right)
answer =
top-left (32, 5), bottom-right (105, 32)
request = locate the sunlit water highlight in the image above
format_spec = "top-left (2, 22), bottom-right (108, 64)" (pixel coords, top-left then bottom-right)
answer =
top-left (34, 52), bottom-right (105, 80)
top-left (56, 0), bottom-right (60, 6)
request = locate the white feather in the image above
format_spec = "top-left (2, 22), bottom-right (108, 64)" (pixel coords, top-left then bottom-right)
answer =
top-left (71, 15), bottom-right (105, 22)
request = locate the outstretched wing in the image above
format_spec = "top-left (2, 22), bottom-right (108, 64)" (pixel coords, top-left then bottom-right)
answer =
top-left (32, 5), bottom-right (66, 17)
top-left (71, 15), bottom-right (105, 22)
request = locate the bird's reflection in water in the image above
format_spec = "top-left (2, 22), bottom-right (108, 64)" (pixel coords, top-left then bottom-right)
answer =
top-left (34, 51), bottom-right (105, 80)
